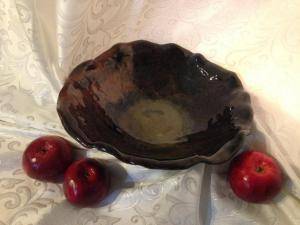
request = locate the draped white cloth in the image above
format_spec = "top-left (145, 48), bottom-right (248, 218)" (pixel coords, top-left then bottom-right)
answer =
top-left (0, 0), bottom-right (299, 224)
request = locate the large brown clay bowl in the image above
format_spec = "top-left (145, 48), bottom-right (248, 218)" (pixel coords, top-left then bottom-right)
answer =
top-left (57, 40), bottom-right (253, 169)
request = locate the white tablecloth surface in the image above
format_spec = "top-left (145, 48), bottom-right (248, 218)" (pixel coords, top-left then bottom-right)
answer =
top-left (0, 0), bottom-right (300, 224)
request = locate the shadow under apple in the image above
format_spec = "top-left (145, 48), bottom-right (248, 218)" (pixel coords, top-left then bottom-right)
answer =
top-left (36, 160), bottom-right (133, 225)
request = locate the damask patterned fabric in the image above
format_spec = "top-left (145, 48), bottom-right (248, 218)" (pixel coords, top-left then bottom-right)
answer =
top-left (0, 0), bottom-right (300, 224)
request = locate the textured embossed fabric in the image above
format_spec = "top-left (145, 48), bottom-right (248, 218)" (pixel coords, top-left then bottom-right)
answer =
top-left (0, 0), bottom-right (300, 224)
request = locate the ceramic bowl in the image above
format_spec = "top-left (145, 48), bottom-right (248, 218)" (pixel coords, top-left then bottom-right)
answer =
top-left (57, 40), bottom-right (253, 169)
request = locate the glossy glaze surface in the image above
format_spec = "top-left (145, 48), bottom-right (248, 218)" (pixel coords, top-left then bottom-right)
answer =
top-left (57, 40), bottom-right (253, 169)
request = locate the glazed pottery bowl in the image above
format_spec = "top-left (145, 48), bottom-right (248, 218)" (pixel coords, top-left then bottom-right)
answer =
top-left (57, 40), bottom-right (253, 169)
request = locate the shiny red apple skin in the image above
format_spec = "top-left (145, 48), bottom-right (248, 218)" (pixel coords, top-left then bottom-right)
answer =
top-left (228, 150), bottom-right (283, 203)
top-left (63, 158), bottom-right (110, 206)
top-left (22, 136), bottom-right (74, 181)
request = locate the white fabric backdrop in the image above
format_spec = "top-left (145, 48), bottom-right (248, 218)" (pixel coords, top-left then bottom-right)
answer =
top-left (0, 0), bottom-right (300, 224)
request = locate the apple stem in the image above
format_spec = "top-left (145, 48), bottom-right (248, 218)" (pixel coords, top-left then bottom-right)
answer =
top-left (256, 166), bottom-right (264, 173)
top-left (39, 147), bottom-right (47, 154)
top-left (83, 171), bottom-right (89, 179)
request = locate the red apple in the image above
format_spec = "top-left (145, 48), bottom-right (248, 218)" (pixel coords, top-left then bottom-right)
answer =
top-left (228, 150), bottom-right (283, 203)
top-left (22, 136), bottom-right (74, 181)
top-left (63, 158), bottom-right (110, 206)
